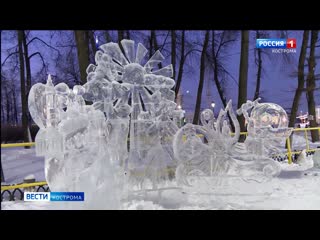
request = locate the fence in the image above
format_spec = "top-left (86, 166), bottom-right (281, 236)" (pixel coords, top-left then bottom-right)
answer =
top-left (286, 127), bottom-right (320, 164)
top-left (1, 181), bottom-right (49, 201)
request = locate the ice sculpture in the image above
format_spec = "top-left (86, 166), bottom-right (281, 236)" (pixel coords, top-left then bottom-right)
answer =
top-left (28, 40), bottom-right (184, 209)
top-left (173, 99), bottom-right (293, 186)
top-left (83, 40), bottom-right (184, 189)
top-left (237, 98), bottom-right (293, 158)
top-left (313, 150), bottom-right (320, 168)
top-left (29, 75), bottom-right (121, 209)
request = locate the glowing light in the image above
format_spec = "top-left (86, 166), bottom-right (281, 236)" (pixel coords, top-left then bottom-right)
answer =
top-left (186, 90), bottom-right (190, 94)
top-left (211, 102), bottom-right (215, 108)
top-left (177, 105), bottom-right (182, 109)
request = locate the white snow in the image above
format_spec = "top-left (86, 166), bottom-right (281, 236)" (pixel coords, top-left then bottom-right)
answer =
top-left (1, 147), bottom-right (45, 184)
top-left (2, 147), bottom-right (320, 210)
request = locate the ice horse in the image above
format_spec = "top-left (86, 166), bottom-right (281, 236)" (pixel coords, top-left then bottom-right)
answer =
top-left (28, 40), bottom-right (184, 208)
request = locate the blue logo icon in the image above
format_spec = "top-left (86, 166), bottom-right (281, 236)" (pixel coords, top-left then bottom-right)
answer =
top-left (256, 39), bottom-right (286, 49)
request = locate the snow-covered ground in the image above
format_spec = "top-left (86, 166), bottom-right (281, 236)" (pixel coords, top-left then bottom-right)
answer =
top-left (291, 132), bottom-right (320, 150)
top-left (1, 146), bottom-right (320, 210)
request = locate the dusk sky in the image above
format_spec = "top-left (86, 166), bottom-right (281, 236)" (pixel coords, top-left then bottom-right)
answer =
top-left (1, 30), bottom-right (319, 122)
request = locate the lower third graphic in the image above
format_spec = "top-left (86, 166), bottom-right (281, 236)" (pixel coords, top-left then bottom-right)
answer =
top-left (24, 192), bottom-right (84, 201)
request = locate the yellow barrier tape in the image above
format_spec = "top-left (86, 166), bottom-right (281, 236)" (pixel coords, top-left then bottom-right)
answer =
top-left (1, 142), bottom-right (35, 148)
top-left (292, 127), bottom-right (320, 132)
top-left (1, 181), bottom-right (48, 191)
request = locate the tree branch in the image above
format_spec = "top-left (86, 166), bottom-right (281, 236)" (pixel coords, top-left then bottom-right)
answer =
top-left (27, 37), bottom-right (60, 54)
top-left (29, 52), bottom-right (46, 68)
top-left (1, 51), bottom-right (19, 66)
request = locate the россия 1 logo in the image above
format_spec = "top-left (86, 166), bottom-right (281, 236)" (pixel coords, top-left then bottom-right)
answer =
top-left (256, 38), bottom-right (296, 53)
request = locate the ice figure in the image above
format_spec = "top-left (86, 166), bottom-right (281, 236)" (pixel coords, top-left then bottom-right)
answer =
top-left (28, 40), bottom-right (184, 209)
top-left (173, 99), bottom-right (293, 187)
top-left (238, 98), bottom-right (292, 158)
top-left (83, 40), bottom-right (184, 189)
top-left (29, 75), bottom-right (121, 209)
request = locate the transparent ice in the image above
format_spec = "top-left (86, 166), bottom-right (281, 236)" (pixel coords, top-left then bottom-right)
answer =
top-left (173, 98), bottom-right (293, 187)
top-left (28, 39), bottom-right (293, 209)
top-left (28, 40), bottom-right (184, 208)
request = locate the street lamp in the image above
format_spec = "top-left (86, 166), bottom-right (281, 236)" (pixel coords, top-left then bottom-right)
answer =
top-left (211, 102), bottom-right (215, 108)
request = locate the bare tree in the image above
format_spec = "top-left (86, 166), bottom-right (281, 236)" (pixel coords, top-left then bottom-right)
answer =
top-left (193, 31), bottom-right (210, 124)
top-left (306, 30), bottom-right (319, 142)
top-left (88, 30), bottom-right (97, 60)
top-left (74, 31), bottom-right (90, 85)
top-left (288, 31), bottom-right (310, 128)
top-left (237, 30), bottom-right (249, 142)
top-left (253, 30), bottom-right (262, 101)
top-left (175, 30), bottom-right (185, 98)
top-left (105, 31), bottom-right (112, 42)
top-left (171, 30), bottom-right (176, 80)
top-left (17, 30), bottom-right (31, 143)
top-left (118, 30), bottom-right (125, 43)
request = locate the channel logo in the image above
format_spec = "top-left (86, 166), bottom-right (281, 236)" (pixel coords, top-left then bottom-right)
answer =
top-left (256, 38), bottom-right (296, 49)
top-left (24, 192), bottom-right (84, 201)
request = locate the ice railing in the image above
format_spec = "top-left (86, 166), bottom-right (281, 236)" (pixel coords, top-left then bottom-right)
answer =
top-left (28, 39), bottom-right (293, 209)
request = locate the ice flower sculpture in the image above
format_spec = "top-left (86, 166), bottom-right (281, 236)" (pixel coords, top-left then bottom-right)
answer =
top-left (82, 40), bottom-right (184, 189)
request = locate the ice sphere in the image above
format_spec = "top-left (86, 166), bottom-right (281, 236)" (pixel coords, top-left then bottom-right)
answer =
top-left (122, 63), bottom-right (146, 84)
top-left (55, 83), bottom-right (70, 95)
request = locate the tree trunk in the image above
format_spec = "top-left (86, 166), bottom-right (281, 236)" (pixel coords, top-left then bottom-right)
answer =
top-left (306, 30), bottom-right (319, 142)
top-left (149, 30), bottom-right (155, 59)
top-left (212, 31), bottom-right (227, 108)
top-left (288, 30), bottom-right (310, 129)
top-left (126, 30), bottom-right (130, 39)
top-left (74, 31), bottom-right (90, 85)
top-left (211, 31), bottom-right (235, 131)
top-left (17, 30), bottom-right (30, 143)
top-left (1, 98), bottom-right (4, 123)
top-left (118, 30), bottom-right (124, 42)
top-left (88, 30), bottom-right (97, 55)
top-left (105, 31), bottom-right (112, 42)
top-left (175, 30), bottom-right (185, 99)
top-left (171, 30), bottom-right (176, 80)
top-left (5, 86), bottom-right (10, 124)
top-left (253, 30), bottom-right (262, 101)
top-left (22, 31), bottom-right (32, 125)
top-left (150, 30), bottom-right (162, 69)
top-left (193, 31), bottom-right (210, 124)
top-left (22, 31), bottom-right (31, 96)
top-left (13, 86), bottom-right (18, 125)
top-left (237, 30), bottom-right (249, 142)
